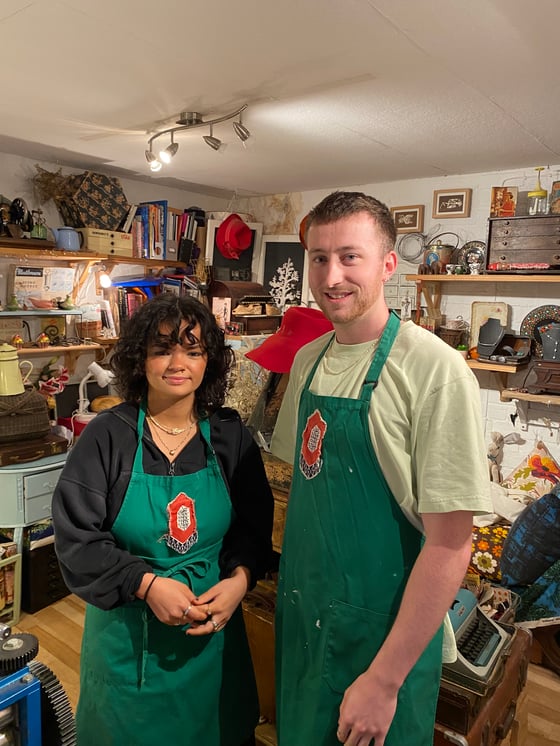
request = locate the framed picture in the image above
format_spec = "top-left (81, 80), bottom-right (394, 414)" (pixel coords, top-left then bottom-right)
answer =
top-left (490, 186), bottom-right (518, 218)
top-left (205, 218), bottom-right (263, 282)
top-left (550, 180), bottom-right (560, 214)
top-left (258, 234), bottom-right (309, 311)
top-left (390, 205), bottom-right (424, 234)
top-left (432, 188), bottom-right (472, 219)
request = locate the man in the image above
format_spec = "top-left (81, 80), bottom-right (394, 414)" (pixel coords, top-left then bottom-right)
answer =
top-left (270, 191), bottom-right (491, 746)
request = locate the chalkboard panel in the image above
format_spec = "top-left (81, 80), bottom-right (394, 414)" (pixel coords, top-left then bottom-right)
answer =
top-left (259, 235), bottom-right (309, 311)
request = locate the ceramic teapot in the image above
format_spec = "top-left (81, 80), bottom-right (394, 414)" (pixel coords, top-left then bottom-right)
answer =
top-left (0, 343), bottom-right (33, 396)
top-left (51, 226), bottom-right (83, 252)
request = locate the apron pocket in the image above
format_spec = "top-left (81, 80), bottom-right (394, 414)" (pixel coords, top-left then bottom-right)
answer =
top-left (322, 598), bottom-right (395, 694)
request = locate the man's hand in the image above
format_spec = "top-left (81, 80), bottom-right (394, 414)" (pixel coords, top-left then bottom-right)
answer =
top-left (336, 666), bottom-right (398, 746)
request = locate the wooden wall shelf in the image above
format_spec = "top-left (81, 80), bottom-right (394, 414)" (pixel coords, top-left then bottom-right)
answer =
top-left (500, 389), bottom-right (560, 406)
top-left (405, 274), bottom-right (560, 283)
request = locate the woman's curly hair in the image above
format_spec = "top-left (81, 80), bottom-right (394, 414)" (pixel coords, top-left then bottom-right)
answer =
top-left (110, 293), bottom-right (235, 417)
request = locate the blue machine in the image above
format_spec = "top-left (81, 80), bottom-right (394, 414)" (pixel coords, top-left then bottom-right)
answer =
top-left (0, 623), bottom-right (75, 745)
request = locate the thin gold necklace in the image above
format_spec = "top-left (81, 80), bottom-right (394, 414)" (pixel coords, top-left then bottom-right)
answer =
top-left (147, 409), bottom-right (192, 435)
top-left (150, 421), bottom-right (195, 456)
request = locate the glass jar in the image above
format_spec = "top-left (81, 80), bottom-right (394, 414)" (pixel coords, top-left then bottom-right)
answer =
top-left (528, 167), bottom-right (548, 215)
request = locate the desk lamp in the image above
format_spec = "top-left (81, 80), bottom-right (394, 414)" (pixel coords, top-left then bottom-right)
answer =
top-left (76, 362), bottom-right (115, 423)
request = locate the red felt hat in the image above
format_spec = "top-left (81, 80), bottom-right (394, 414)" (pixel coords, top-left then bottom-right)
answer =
top-left (215, 213), bottom-right (252, 260)
top-left (245, 306), bottom-right (333, 373)
top-left (299, 214), bottom-right (309, 250)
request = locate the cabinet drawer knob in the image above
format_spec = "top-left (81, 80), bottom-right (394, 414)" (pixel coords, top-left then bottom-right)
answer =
top-left (554, 255), bottom-right (560, 261)
top-left (499, 255), bottom-right (507, 261)
top-left (501, 241), bottom-right (508, 246)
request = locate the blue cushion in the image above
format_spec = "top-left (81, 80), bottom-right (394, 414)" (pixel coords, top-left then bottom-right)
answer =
top-left (501, 490), bottom-right (560, 586)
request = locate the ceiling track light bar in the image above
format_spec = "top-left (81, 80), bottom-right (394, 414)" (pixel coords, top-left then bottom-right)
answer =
top-left (146, 104), bottom-right (248, 150)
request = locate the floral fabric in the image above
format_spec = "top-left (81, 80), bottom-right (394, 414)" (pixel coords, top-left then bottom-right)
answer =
top-left (501, 441), bottom-right (560, 502)
top-left (470, 523), bottom-right (511, 581)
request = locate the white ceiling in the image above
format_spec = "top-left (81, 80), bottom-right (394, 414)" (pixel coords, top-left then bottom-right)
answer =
top-left (2, 0), bottom-right (559, 199)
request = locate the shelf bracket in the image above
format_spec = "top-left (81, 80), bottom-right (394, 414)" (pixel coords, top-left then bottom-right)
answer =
top-left (515, 399), bottom-right (529, 431)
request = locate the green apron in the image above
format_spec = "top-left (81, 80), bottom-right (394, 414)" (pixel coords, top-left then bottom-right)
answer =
top-left (77, 405), bottom-right (259, 746)
top-left (276, 312), bottom-right (443, 745)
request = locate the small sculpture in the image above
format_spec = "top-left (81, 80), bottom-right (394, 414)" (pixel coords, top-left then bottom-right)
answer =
top-left (36, 332), bottom-right (50, 348)
top-left (6, 294), bottom-right (20, 311)
top-left (57, 294), bottom-right (75, 310)
top-left (10, 333), bottom-right (24, 350)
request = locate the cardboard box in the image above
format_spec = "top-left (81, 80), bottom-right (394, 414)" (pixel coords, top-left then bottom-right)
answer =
top-left (78, 227), bottom-right (133, 257)
top-left (7, 264), bottom-right (76, 307)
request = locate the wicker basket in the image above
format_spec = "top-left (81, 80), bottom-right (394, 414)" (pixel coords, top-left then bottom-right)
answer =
top-left (76, 320), bottom-right (102, 339)
top-left (438, 326), bottom-right (463, 348)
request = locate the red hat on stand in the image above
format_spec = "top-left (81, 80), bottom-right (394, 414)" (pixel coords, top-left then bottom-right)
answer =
top-left (245, 306), bottom-right (334, 373)
top-left (216, 213), bottom-right (253, 259)
top-left (299, 214), bottom-right (309, 250)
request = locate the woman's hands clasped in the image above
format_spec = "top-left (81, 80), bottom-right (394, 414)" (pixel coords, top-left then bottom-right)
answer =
top-left (141, 566), bottom-right (250, 635)
top-left (187, 566), bottom-right (250, 637)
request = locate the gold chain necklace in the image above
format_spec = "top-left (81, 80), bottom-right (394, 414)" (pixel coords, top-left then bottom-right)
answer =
top-left (150, 420), bottom-right (196, 456)
top-left (147, 409), bottom-right (191, 435)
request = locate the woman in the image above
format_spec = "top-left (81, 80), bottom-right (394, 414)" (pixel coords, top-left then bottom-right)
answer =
top-left (53, 293), bottom-right (274, 746)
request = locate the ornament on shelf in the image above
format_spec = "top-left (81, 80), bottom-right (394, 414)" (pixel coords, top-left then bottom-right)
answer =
top-left (36, 332), bottom-right (50, 348)
top-left (10, 334), bottom-right (24, 349)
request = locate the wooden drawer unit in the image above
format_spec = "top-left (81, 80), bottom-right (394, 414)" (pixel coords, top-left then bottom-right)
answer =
top-left (487, 215), bottom-right (560, 270)
top-left (0, 454), bottom-right (66, 529)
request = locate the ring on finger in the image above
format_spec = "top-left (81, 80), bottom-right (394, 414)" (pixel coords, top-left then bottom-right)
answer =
top-left (211, 619), bottom-right (221, 631)
top-left (183, 605), bottom-right (192, 618)
top-left (205, 605), bottom-right (212, 618)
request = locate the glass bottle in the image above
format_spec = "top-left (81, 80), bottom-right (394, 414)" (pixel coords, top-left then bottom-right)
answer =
top-left (528, 167), bottom-right (548, 216)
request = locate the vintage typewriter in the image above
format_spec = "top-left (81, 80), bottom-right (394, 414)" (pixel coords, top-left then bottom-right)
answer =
top-left (443, 588), bottom-right (513, 690)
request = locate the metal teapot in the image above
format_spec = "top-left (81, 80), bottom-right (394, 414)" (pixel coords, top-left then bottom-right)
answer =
top-left (0, 343), bottom-right (33, 396)
top-left (51, 226), bottom-right (83, 252)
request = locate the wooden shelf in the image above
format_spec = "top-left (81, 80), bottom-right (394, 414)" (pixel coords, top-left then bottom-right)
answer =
top-left (500, 389), bottom-right (560, 406)
top-left (16, 344), bottom-right (104, 373)
top-left (405, 274), bottom-right (560, 283)
top-left (0, 310), bottom-right (81, 316)
top-left (0, 244), bottom-right (186, 269)
top-left (467, 360), bottom-right (527, 374)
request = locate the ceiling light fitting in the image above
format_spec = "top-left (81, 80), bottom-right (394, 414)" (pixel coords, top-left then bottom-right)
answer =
top-left (145, 104), bottom-right (250, 171)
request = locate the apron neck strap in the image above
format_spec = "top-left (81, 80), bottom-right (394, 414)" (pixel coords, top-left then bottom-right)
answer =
top-left (303, 312), bottom-right (401, 400)
top-left (361, 310), bottom-right (400, 398)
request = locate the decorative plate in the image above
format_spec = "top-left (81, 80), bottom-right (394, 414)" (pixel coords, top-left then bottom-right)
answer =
top-left (520, 305), bottom-right (560, 357)
top-left (456, 241), bottom-right (486, 270)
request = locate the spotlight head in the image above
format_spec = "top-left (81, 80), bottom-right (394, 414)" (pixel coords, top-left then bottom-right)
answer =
top-left (233, 120), bottom-right (251, 142)
top-left (203, 134), bottom-right (222, 151)
top-left (145, 149), bottom-right (157, 163)
top-left (160, 141), bottom-right (179, 163)
top-left (150, 159), bottom-right (162, 172)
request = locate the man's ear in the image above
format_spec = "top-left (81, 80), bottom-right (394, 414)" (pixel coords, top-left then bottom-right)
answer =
top-left (383, 250), bottom-right (398, 282)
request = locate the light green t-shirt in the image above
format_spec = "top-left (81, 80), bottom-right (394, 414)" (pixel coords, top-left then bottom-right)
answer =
top-left (270, 319), bottom-right (492, 661)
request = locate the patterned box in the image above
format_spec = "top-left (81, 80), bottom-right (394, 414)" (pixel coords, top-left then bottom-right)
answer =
top-left (55, 171), bottom-right (130, 230)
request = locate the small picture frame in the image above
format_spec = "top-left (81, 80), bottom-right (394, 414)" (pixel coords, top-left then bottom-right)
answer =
top-left (390, 205), bottom-right (424, 234)
top-left (550, 180), bottom-right (560, 215)
top-left (490, 186), bottom-right (518, 218)
top-left (432, 189), bottom-right (472, 219)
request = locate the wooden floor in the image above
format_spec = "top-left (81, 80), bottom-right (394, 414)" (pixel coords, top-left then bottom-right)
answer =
top-left (12, 597), bottom-right (560, 746)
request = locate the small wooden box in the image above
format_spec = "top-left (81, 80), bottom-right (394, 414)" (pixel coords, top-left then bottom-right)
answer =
top-left (486, 215), bottom-right (560, 272)
top-left (209, 280), bottom-right (281, 334)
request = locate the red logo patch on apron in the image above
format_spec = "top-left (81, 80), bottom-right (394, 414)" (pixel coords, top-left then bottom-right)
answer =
top-left (165, 492), bottom-right (198, 554)
top-left (299, 408), bottom-right (327, 480)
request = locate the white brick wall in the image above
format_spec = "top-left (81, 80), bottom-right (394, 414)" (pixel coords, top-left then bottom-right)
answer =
top-left (299, 164), bottom-right (560, 472)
